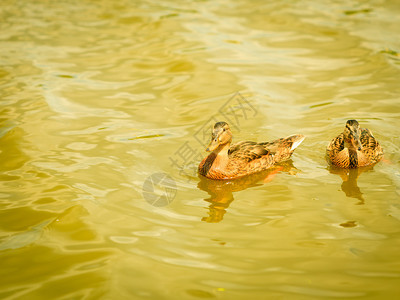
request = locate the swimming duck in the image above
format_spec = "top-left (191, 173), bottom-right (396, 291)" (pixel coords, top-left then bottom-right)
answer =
top-left (198, 122), bottom-right (305, 180)
top-left (326, 119), bottom-right (383, 168)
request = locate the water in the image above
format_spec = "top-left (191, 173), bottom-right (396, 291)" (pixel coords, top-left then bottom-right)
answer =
top-left (1, 0), bottom-right (400, 299)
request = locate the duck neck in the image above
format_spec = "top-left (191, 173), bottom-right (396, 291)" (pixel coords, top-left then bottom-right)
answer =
top-left (213, 142), bottom-right (230, 157)
top-left (344, 140), bottom-right (357, 151)
top-left (343, 138), bottom-right (359, 167)
top-left (211, 143), bottom-right (230, 169)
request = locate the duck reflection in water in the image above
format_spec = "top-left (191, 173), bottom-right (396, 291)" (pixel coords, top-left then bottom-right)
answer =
top-left (328, 165), bottom-right (375, 205)
top-left (198, 161), bottom-right (298, 223)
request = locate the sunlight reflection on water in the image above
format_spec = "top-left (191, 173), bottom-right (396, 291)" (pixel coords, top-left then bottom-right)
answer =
top-left (0, 0), bottom-right (400, 299)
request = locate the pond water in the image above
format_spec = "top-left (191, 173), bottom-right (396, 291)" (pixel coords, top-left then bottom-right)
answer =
top-left (1, 0), bottom-right (400, 299)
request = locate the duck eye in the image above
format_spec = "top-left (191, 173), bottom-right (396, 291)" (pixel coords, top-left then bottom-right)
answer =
top-left (214, 138), bottom-right (217, 142)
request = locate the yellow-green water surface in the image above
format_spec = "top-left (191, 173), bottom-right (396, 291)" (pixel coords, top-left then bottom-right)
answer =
top-left (1, 0), bottom-right (400, 299)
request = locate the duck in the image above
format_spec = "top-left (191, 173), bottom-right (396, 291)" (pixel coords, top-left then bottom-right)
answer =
top-left (326, 119), bottom-right (383, 168)
top-left (198, 121), bottom-right (305, 180)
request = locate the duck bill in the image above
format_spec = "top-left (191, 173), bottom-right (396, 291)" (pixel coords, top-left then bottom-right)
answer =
top-left (206, 139), bottom-right (219, 152)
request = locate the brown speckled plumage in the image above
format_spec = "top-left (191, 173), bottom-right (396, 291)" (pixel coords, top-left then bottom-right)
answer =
top-left (198, 122), bottom-right (305, 180)
top-left (327, 120), bottom-right (383, 168)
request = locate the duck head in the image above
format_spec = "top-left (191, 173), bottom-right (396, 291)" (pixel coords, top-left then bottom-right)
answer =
top-left (206, 122), bottom-right (232, 152)
top-left (343, 119), bottom-right (363, 151)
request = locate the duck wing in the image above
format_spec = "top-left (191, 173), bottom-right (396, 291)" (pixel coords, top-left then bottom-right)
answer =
top-left (228, 141), bottom-right (271, 162)
top-left (260, 134), bottom-right (305, 162)
top-left (360, 128), bottom-right (380, 150)
top-left (360, 128), bottom-right (383, 163)
top-left (327, 133), bottom-right (344, 153)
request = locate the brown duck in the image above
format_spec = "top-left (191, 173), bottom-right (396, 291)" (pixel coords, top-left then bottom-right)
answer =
top-left (198, 122), bottom-right (305, 180)
top-left (326, 119), bottom-right (383, 168)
